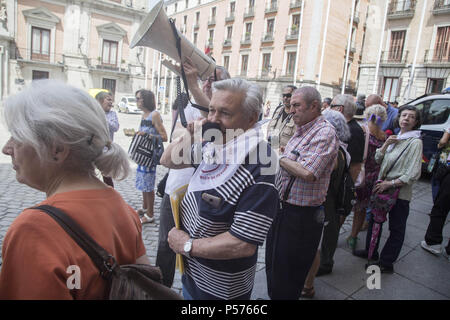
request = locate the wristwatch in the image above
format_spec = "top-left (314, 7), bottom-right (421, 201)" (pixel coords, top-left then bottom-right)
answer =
top-left (183, 238), bottom-right (193, 258)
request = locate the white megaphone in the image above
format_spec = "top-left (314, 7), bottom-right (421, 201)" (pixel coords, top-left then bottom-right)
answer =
top-left (130, 0), bottom-right (216, 81)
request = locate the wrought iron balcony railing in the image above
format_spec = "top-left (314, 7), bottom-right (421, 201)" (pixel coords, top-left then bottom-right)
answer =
top-left (387, 0), bottom-right (416, 19)
top-left (432, 0), bottom-right (450, 15)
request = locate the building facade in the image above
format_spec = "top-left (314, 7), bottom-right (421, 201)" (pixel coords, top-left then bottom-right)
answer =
top-left (0, 0), bottom-right (151, 100)
top-left (358, 0), bottom-right (450, 104)
top-left (161, 0), bottom-right (369, 106)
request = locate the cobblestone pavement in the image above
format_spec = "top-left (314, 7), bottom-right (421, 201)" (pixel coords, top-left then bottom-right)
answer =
top-left (0, 112), bottom-right (449, 299)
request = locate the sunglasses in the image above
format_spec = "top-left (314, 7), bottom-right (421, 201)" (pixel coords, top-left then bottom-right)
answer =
top-left (282, 93), bottom-right (292, 98)
top-left (330, 104), bottom-right (344, 109)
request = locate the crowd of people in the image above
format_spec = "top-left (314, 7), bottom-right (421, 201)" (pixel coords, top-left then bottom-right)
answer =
top-left (0, 59), bottom-right (448, 300)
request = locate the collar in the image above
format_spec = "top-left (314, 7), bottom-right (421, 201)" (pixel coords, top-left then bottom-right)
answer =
top-left (295, 115), bottom-right (323, 136)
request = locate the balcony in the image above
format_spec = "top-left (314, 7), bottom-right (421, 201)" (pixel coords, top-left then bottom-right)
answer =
top-left (225, 13), bottom-right (235, 22)
top-left (265, 2), bottom-right (278, 14)
top-left (244, 7), bottom-right (255, 19)
top-left (387, 0), bottom-right (416, 19)
top-left (351, 11), bottom-right (360, 24)
top-left (432, 0), bottom-right (450, 15)
top-left (240, 36), bottom-right (251, 45)
top-left (380, 50), bottom-right (409, 65)
top-left (208, 17), bottom-right (216, 26)
top-left (193, 23), bottom-right (199, 30)
top-left (261, 33), bottom-right (274, 43)
top-left (424, 49), bottom-right (450, 65)
top-left (290, 0), bottom-right (302, 9)
top-left (223, 39), bottom-right (232, 47)
top-left (285, 28), bottom-right (299, 40)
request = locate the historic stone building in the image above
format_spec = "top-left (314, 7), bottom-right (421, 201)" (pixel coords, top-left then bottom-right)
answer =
top-left (0, 0), bottom-right (151, 100)
top-left (160, 0), bottom-right (369, 106)
top-left (358, 0), bottom-right (450, 103)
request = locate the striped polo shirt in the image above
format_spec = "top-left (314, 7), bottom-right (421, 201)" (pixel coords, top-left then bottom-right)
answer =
top-left (181, 141), bottom-right (279, 300)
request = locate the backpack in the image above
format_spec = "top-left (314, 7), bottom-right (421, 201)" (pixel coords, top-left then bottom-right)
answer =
top-left (35, 205), bottom-right (182, 300)
top-left (336, 148), bottom-right (356, 216)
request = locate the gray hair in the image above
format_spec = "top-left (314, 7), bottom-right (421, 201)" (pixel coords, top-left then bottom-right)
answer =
top-left (216, 66), bottom-right (231, 80)
top-left (322, 109), bottom-right (351, 142)
top-left (332, 94), bottom-right (356, 118)
top-left (364, 104), bottom-right (387, 125)
top-left (2, 80), bottom-right (130, 180)
top-left (294, 86), bottom-right (322, 110)
top-left (212, 78), bottom-right (262, 120)
top-left (95, 90), bottom-right (112, 103)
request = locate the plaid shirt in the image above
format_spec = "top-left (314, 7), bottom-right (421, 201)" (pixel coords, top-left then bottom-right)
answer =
top-left (277, 116), bottom-right (339, 207)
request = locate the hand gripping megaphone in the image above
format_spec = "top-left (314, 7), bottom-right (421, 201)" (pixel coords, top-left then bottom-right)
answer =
top-left (130, 0), bottom-right (216, 81)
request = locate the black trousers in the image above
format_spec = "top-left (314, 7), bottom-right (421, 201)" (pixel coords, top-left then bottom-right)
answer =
top-left (155, 193), bottom-right (176, 288)
top-left (364, 199), bottom-right (410, 267)
top-left (265, 203), bottom-right (324, 300)
top-left (425, 173), bottom-right (450, 253)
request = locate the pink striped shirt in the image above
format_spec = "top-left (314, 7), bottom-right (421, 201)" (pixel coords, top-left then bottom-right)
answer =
top-left (278, 116), bottom-right (339, 207)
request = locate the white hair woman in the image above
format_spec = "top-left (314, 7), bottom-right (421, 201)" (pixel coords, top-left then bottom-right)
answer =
top-left (348, 105), bottom-right (387, 251)
top-left (302, 109), bottom-right (351, 298)
top-left (0, 80), bottom-right (150, 299)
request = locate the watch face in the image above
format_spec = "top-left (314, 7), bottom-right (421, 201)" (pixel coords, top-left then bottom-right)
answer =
top-left (184, 240), bottom-right (192, 253)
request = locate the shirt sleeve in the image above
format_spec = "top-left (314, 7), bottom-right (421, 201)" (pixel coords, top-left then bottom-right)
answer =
top-left (397, 139), bottom-right (423, 185)
top-left (347, 123), bottom-right (365, 163)
top-left (300, 127), bottom-right (339, 180)
top-left (108, 111), bottom-right (120, 134)
top-left (229, 166), bottom-right (279, 246)
top-left (0, 213), bottom-right (74, 299)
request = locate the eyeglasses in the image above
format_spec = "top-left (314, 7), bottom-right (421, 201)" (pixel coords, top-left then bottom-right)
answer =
top-left (330, 104), bottom-right (344, 109)
top-left (282, 93), bottom-right (292, 98)
top-left (206, 68), bottom-right (218, 83)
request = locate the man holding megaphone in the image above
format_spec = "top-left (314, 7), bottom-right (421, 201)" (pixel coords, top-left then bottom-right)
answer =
top-left (155, 59), bottom-right (230, 288)
top-left (161, 78), bottom-right (279, 300)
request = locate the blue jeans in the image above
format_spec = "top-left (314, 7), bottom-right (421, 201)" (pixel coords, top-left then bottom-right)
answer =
top-left (182, 285), bottom-right (194, 300)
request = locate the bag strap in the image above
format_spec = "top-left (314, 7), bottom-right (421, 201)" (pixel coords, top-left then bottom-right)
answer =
top-left (382, 138), bottom-right (417, 180)
top-left (168, 19), bottom-right (209, 117)
top-left (34, 205), bottom-right (117, 279)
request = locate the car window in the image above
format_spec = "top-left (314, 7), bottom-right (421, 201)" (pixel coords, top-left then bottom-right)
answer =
top-left (128, 97), bottom-right (136, 103)
top-left (415, 99), bottom-right (450, 125)
top-left (121, 98), bottom-right (126, 103)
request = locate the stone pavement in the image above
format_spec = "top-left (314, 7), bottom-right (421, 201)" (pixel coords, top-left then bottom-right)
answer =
top-left (0, 111), bottom-right (449, 299)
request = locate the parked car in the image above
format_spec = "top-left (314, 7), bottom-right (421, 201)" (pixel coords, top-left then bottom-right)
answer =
top-left (118, 96), bottom-right (141, 114)
top-left (405, 91), bottom-right (450, 170)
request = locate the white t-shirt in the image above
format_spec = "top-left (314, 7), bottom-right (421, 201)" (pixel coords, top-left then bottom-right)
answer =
top-left (164, 103), bottom-right (203, 195)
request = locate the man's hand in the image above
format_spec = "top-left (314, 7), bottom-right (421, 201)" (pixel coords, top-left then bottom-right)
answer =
top-left (182, 57), bottom-right (199, 85)
top-left (168, 227), bottom-right (191, 255)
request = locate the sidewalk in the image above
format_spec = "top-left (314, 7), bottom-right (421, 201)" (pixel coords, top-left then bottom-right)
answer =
top-left (0, 112), bottom-right (449, 299)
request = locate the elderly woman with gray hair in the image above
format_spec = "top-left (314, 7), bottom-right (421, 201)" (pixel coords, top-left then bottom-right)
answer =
top-left (301, 109), bottom-right (351, 298)
top-left (0, 80), bottom-right (150, 299)
top-left (347, 105), bottom-right (387, 250)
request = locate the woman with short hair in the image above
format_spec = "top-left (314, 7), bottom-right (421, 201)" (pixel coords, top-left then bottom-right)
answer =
top-left (135, 89), bottom-right (168, 224)
top-left (0, 80), bottom-right (150, 299)
top-left (347, 105), bottom-right (387, 250)
top-left (354, 105), bottom-right (423, 273)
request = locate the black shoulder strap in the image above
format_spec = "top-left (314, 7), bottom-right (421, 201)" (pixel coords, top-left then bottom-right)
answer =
top-left (169, 19), bottom-right (209, 117)
top-left (34, 205), bottom-right (116, 279)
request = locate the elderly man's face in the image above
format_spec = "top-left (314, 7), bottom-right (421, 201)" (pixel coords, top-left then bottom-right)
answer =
top-left (289, 92), bottom-right (318, 127)
top-left (208, 90), bottom-right (256, 139)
